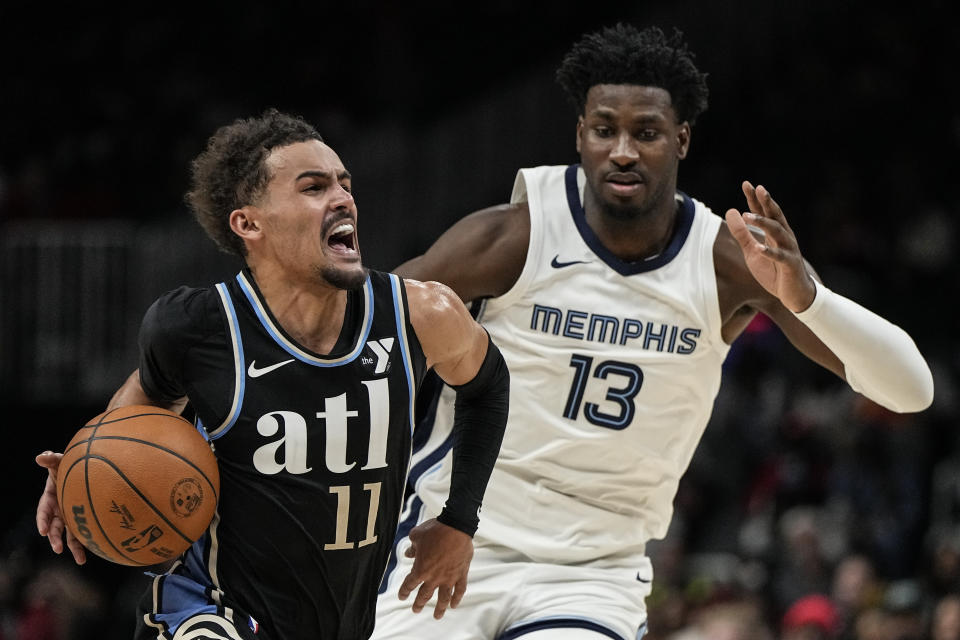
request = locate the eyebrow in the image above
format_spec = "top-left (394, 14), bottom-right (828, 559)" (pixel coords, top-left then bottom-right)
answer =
top-left (295, 169), bottom-right (352, 181)
top-left (589, 108), bottom-right (665, 120)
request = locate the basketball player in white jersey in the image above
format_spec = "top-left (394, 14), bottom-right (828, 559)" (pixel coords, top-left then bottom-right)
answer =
top-left (373, 24), bottom-right (934, 640)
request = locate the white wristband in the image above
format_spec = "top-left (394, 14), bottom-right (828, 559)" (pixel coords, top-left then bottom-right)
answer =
top-left (793, 280), bottom-right (933, 413)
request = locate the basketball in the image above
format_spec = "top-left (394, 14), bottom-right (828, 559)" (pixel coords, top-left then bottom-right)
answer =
top-left (56, 405), bottom-right (220, 566)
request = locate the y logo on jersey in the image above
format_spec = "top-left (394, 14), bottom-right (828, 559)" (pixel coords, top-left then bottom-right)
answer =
top-left (360, 338), bottom-right (394, 375)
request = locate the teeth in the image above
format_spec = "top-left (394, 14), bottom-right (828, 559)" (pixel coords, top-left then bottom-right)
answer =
top-left (331, 223), bottom-right (354, 236)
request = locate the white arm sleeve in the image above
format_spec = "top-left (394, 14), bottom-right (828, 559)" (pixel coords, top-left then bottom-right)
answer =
top-left (793, 279), bottom-right (934, 413)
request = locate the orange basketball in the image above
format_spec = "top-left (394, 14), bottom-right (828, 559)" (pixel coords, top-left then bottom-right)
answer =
top-left (56, 405), bottom-right (220, 566)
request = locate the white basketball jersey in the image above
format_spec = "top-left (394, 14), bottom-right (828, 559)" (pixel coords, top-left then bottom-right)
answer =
top-left (412, 164), bottom-right (729, 563)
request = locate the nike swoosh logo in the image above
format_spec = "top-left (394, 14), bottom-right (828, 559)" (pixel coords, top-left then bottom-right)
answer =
top-left (636, 572), bottom-right (651, 583)
top-left (247, 359), bottom-right (295, 378)
top-left (550, 255), bottom-right (590, 269)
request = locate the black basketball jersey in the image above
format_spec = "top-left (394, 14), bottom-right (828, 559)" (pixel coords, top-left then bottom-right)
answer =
top-left (136, 268), bottom-right (428, 640)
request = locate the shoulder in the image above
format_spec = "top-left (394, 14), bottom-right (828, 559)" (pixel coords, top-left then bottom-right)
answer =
top-left (141, 284), bottom-right (224, 348)
top-left (402, 278), bottom-right (488, 376)
top-left (402, 278), bottom-right (465, 324)
top-left (402, 278), bottom-right (475, 349)
top-left (395, 202), bottom-right (530, 302)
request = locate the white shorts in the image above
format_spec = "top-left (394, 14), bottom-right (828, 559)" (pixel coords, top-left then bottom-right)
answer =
top-left (374, 540), bottom-right (651, 640)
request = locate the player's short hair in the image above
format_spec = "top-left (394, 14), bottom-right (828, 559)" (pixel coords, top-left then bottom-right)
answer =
top-left (186, 108), bottom-right (323, 256)
top-left (556, 24), bottom-right (709, 126)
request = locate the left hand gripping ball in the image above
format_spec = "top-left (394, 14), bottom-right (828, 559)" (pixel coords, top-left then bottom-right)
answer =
top-left (56, 405), bottom-right (220, 566)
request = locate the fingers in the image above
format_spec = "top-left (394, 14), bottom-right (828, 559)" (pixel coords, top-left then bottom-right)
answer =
top-left (450, 575), bottom-right (468, 609)
top-left (742, 182), bottom-right (795, 235)
top-left (432, 585), bottom-right (453, 619)
top-left (724, 209), bottom-right (762, 252)
top-left (36, 450), bottom-right (85, 563)
top-left (399, 571), bottom-right (433, 613)
top-left (65, 528), bottom-right (87, 565)
top-left (396, 567), bottom-right (462, 619)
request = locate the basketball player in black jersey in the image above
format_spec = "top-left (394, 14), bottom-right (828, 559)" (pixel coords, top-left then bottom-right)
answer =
top-left (34, 109), bottom-right (510, 640)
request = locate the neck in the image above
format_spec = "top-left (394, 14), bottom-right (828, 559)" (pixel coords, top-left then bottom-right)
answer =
top-left (247, 261), bottom-right (350, 355)
top-left (583, 189), bottom-right (679, 263)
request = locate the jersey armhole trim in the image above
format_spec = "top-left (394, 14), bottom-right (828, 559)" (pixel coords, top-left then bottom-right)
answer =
top-left (389, 274), bottom-right (417, 437)
top-left (495, 167), bottom-right (547, 308)
top-left (207, 283), bottom-right (244, 439)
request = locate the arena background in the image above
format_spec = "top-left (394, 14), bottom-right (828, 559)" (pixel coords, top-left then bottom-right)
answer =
top-left (1, 2), bottom-right (957, 639)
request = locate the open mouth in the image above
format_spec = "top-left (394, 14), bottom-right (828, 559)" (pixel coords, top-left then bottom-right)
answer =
top-left (326, 221), bottom-right (357, 255)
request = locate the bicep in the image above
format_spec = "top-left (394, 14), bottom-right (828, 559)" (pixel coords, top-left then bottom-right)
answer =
top-left (395, 204), bottom-right (529, 303)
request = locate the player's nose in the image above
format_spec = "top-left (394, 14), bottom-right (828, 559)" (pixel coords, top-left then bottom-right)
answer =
top-left (609, 132), bottom-right (639, 166)
top-left (330, 183), bottom-right (354, 209)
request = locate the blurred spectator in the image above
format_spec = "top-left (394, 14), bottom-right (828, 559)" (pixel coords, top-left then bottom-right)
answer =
top-left (831, 554), bottom-right (882, 639)
top-left (853, 607), bottom-right (891, 640)
top-left (781, 594), bottom-right (840, 640)
top-left (881, 580), bottom-right (924, 640)
top-left (669, 598), bottom-right (773, 640)
top-left (931, 594), bottom-right (960, 640)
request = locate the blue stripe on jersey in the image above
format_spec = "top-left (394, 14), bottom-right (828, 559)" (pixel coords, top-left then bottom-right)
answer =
top-left (151, 572), bottom-right (221, 637)
top-left (235, 271), bottom-right (374, 366)
top-left (388, 273), bottom-right (416, 433)
top-left (210, 283), bottom-right (245, 438)
top-left (564, 164), bottom-right (695, 275)
top-left (181, 533), bottom-right (214, 588)
top-left (499, 616), bottom-right (626, 640)
top-left (194, 418), bottom-right (211, 442)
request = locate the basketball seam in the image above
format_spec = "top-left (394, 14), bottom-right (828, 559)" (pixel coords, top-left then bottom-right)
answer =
top-left (84, 435), bottom-right (219, 502)
top-left (77, 451), bottom-right (143, 565)
top-left (86, 411), bottom-right (142, 564)
top-left (84, 453), bottom-right (202, 547)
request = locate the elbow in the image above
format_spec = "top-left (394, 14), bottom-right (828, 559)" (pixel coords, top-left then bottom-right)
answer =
top-left (848, 360), bottom-right (935, 414)
top-left (898, 367), bottom-right (935, 413)
top-left (882, 366), bottom-right (935, 414)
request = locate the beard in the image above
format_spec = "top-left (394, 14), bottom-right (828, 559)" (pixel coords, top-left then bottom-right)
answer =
top-left (317, 263), bottom-right (369, 290)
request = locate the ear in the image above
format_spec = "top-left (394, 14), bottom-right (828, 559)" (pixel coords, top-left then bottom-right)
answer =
top-left (229, 206), bottom-right (262, 245)
top-left (575, 116), bottom-right (584, 154)
top-left (677, 122), bottom-right (691, 160)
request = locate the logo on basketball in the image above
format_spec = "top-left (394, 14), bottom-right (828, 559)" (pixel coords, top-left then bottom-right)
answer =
top-left (109, 500), bottom-right (136, 530)
top-left (170, 477), bottom-right (204, 517)
top-left (121, 524), bottom-right (164, 552)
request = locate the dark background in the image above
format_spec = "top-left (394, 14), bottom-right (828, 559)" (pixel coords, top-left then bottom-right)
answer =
top-left (1, 2), bottom-right (958, 639)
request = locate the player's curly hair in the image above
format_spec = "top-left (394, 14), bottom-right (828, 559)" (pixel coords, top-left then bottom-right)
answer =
top-left (556, 24), bottom-right (709, 126)
top-left (186, 108), bottom-right (323, 256)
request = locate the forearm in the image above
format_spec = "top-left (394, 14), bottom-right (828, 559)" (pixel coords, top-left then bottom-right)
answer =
top-left (107, 370), bottom-right (187, 413)
top-left (793, 280), bottom-right (934, 413)
top-left (438, 337), bottom-right (509, 536)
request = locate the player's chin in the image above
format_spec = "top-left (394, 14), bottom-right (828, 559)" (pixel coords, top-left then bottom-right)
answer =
top-left (318, 262), bottom-right (368, 291)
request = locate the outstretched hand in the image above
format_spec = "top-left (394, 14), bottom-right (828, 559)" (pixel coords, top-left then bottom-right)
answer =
top-left (36, 451), bottom-right (87, 565)
top-left (725, 181), bottom-right (817, 313)
top-left (397, 518), bottom-right (473, 619)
